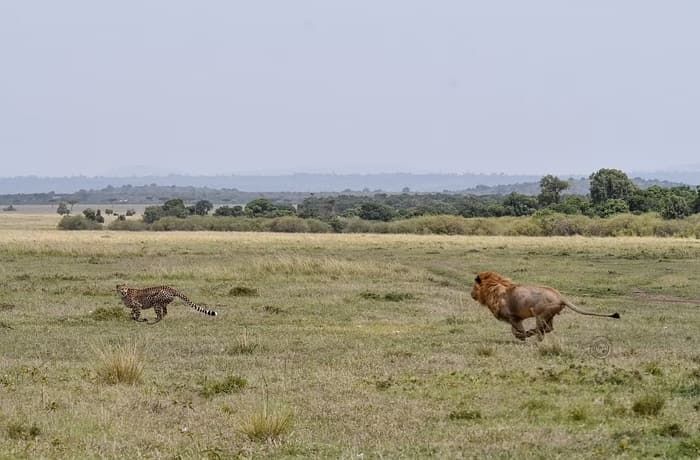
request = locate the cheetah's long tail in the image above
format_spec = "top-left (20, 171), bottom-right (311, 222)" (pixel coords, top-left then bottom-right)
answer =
top-left (174, 291), bottom-right (217, 317)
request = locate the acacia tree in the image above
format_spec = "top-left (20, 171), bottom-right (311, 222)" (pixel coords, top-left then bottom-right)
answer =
top-left (538, 175), bottom-right (569, 206)
top-left (56, 202), bottom-right (70, 215)
top-left (193, 200), bottom-right (213, 216)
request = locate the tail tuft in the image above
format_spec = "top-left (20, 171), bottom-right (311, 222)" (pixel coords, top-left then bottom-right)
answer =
top-left (611, 312), bottom-right (620, 319)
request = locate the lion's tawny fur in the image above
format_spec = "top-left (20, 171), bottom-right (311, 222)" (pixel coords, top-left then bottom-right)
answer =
top-left (470, 271), bottom-right (619, 341)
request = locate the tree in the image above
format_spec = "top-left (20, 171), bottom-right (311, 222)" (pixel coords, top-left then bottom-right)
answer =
top-left (550, 195), bottom-right (591, 215)
top-left (57, 202), bottom-right (70, 215)
top-left (589, 169), bottom-right (637, 205)
top-left (214, 205), bottom-right (244, 217)
top-left (82, 208), bottom-right (97, 220)
top-left (538, 175), bottom-right (569, 206)
top-left (193, 200), bottom-right (213, 216)
top-left (358, 202), bottom-right (395, 221)
top-left (595, 199), bottom-right (629, 217)
top-left (143, 206), bottom-right (164, 224)
top-left (162, 199), bottom-right (188, 218)
top-left (660, 195), bottom-right (691, 219)
top-left (245, 198), bottom-right (277, 217)
top-left (503, 193), bottom-right (538, 216)
top-left (67, 199), bottom-right (78, 211)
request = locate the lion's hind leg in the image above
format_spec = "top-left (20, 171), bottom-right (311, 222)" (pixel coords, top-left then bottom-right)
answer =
top-left (510, 321), bottom-right (529, 341)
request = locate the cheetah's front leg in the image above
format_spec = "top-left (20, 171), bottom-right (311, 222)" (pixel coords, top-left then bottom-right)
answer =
top-left (131, 303), bottom-right (148, 322)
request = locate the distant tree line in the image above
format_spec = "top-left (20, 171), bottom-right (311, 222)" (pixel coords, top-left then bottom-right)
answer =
top-left (137, 169), bottom-right (700, 224)
top-left (297, 169), bottom-right (700, 221)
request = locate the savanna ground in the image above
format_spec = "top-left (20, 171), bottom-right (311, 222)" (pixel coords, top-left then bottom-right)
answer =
top-left (0, 214), bottom-right (699, 459)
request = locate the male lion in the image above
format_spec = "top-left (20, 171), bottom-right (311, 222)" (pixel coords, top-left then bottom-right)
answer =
top-left (471, 271), bottom-right (620, 341)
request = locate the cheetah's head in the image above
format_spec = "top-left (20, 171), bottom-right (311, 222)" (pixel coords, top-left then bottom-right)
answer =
top-left (116, 284), bottom-right (129, 297)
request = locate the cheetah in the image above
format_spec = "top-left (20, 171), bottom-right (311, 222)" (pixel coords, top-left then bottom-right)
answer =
top-left (116, 284), bottom-right (217, 324)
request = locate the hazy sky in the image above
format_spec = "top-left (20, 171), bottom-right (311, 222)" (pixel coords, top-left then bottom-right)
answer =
top-left (1, 1), bottom-right (699, 177)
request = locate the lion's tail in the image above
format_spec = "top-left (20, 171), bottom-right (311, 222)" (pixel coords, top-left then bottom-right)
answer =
top-left (563, 300), bottom-right (620, 319)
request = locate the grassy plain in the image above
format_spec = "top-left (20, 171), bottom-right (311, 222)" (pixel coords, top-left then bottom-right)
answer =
top-left (0, 214), bottom-right (699, 458)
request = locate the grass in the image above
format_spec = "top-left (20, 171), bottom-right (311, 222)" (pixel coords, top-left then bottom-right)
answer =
top-left (238, 401), bottom-right (294, 443)
top-left (94, 341), bottom-right (145, 385)
top-left (229, 286), bottom-right (259, 297)
top-left (6, 421), bottom-right (41, 440)
top-left (0, 214), bottom-right (699, 457)
top-left (90, 306), bottom-right (128, 321)
top-left (200, 375), bottom-right (247, 398)
top-left (227, 328), bottom-right (260, 354)
top-left (448, 408), bottom-right (482, 421)
top-left (632, 394), bottom-right (665, 416)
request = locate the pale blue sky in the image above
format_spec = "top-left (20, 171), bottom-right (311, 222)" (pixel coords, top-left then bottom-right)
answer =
top-left (1, 1), bottom-right (699, 177)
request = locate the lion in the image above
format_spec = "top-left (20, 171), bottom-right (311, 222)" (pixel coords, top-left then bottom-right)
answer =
top-left (470, 271), bottom-right (620, 341)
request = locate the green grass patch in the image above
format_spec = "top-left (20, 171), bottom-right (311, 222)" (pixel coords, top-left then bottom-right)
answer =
top-left (90, 306), bottom-right (128, 321)
top-left (229, 286), bottom-right (259, 297)
top-left (6, 421), bottom-right (41, 440)
top-left (632, 394), bottom-right (665, 416)
top-left (360, 291), bottom-right (414, 302)
top-left (200, 375), bottom-right (247, 398)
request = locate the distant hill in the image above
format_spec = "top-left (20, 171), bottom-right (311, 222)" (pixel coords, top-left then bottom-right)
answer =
top-left (0, 172), bottom-right (696, 205)
top-left (1, 171), bottom-right (698, 196)
top-left (0, 173), bottom-right (547, 194)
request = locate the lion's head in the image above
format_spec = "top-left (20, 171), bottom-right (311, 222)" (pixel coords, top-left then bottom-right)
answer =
top-left (470, 271), bottom-right (514, 313)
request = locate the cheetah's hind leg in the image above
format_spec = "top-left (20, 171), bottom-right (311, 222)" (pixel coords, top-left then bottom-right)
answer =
top-left (148, 305), bottom-right (164, 325)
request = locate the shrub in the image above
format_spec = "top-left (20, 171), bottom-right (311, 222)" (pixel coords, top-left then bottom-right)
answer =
top-left (657, 423), bottom-right (687, 438)
top-left (57, 215), bottom-right (103, 230)
top-left (569, 406), bottom-right (589, 421)
top-left (214, 205), bottom-right (244, 217)
top-left (107, 219), bottom-right (148, 231)
top-left (305, 218), bottom-right (332, 233)
top-left (632, 394), bottom-right (665, 416)
top-left (595, 199), bottom-right (630, 218)
top-left (268, 216), bottom-right (310, 233)
top-left (6, 421), bottom-right (41, 440)
top-left (661, 195), bottom-right (691, 220)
